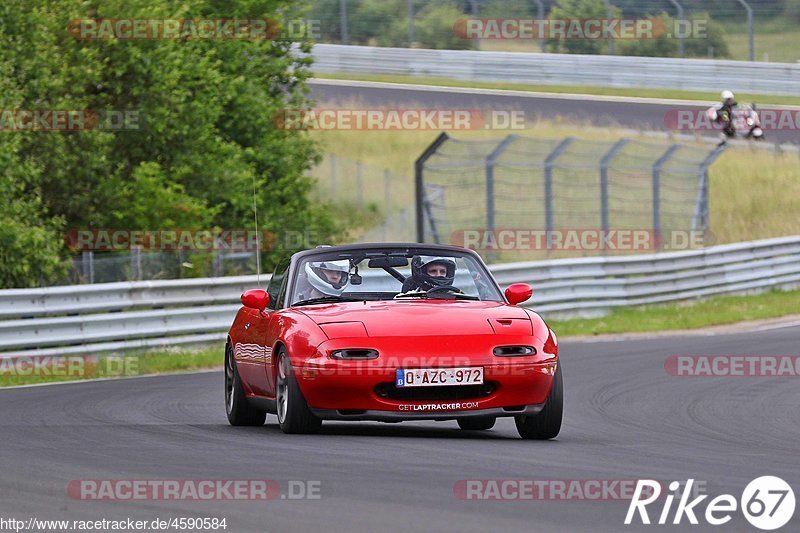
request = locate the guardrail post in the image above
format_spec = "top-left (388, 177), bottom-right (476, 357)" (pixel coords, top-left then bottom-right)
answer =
top-left (652, 144), bottom-right (681, 249)
top-left (668, 0), bottom-right (685, 57)
top-left (692, 144), bottom-right (727, 234)
top-left (544, 137), bottom-right (575, 251)
top-left (599, 138), bottom-right (630, 236)
top-left (485, 135), bottom-right (518, 261)
top-left (415, 132), bottom-right (450, 242)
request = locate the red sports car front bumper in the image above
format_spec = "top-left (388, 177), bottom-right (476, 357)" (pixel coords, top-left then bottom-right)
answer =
top-left (293, 334), bottom-right (558, 421)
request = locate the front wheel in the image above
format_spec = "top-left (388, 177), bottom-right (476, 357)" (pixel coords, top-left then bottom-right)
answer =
top-left (225, 345), bottom-right (266, 426)
top-left (515, 363), bottom-right (563, 440)
top-left (276, 349), bottom-right (322, 434)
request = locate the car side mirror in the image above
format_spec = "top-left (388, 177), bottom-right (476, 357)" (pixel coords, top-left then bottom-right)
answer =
top-left (505, 283), bottom-right (533, 306)
top-left (241, 289), bottom-right (270, 311)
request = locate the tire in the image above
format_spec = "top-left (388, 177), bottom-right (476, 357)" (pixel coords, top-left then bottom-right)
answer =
top-left (225, 345), bottom-right (266, 426)
top-left (276, 349), bottom-right (322, 434)
top-left (457, 417), bottom-right (496, 431)
top-left (515, 363), bottom-right (563, 440)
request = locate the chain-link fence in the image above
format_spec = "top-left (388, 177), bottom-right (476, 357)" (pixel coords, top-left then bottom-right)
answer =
top-left (68, 249), bottom-right (260, 285)
top-left (310, 0), bottom-right (794, 62)
top-left (310, 153), bottom-right (416, 242)
top-left (416, 133), bottom-right (727, 261)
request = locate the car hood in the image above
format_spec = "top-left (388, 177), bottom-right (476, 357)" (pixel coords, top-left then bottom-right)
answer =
top-left (296, 300), bottom-right (532, 337)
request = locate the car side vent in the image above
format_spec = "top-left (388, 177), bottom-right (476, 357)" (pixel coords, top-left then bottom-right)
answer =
top-left (493, 345), bottom-right (536, 357)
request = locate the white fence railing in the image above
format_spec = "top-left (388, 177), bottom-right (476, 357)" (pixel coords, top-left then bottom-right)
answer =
top-left (311, 44), bottom-right (800, 96)
top-left (1, 236), bottom-right (799, 357)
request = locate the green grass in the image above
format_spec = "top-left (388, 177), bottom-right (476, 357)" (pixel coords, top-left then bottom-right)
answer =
top-left (314, 72), bottom-right (800, 107)
top-left (0, 344), bottom-right (224, 388)
top-left (723, 19), bottom-right (800, 64)
top-left (553, 288), bottom-right (800, 337)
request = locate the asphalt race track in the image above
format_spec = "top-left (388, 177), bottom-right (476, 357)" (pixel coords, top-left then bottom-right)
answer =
top-left (2, 324), bottom-right (798, 533)
top-left (309, 80), bottom-right (800, 146)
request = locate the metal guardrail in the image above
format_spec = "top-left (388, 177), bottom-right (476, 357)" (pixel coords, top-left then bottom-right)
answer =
top-left (1, 236), bottom-right (799, 357)
top-left (311, 44), bottom-right (800, 96)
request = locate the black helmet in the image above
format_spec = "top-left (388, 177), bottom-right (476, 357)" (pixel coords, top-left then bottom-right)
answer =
top-left (411, 256), bottom-right (456, 290)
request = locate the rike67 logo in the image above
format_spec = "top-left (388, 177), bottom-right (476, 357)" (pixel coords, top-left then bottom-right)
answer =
top-left (626, 477), bottom-right (795, 530)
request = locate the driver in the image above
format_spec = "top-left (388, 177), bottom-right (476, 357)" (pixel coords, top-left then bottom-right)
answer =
top-left (301, 260), bottom-right (350, 299)
top-left (401, 256), bottom-right (456, 292)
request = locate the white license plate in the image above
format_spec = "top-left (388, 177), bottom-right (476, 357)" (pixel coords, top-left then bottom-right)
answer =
top-left (395, 367), bottom-right (484, 387)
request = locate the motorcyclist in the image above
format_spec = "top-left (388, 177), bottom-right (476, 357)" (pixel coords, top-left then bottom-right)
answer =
top-left (715, 90), bottom-right (738, 138)
top-left (300, 259), bottom-right (350, 299)
top-left (401, 256), bottom-right (456, 292)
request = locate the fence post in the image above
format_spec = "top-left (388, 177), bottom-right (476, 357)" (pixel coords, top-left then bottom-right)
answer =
top-left (407, 0), bottom-right (415, 46)
top-left (356, 160), bottom-right (364, 207)
top-left (415, 132), bottom-right (449, 243)
top-left (533, 0), bottom-right (545, 52)
top-left (131, 246), bottom-right (142, 281)
top-left (330, 154), bottom-right (337, 197)
top-left (485, 135), bottom-right (518, 261)
top-left (213, 237), bottom-right (224, 277)
top-left (602, 0), bottom-right (615, 55)
top-left (668, 0), bottom-right (685, 57)
top-left (599, 138), bottom-right (630, 236)
top-left (692, 144), bottom-right (727, 234)
top-left (82, 251), bottom-right (94, 284)
top-left (544, 137), bottom-right (575, 251)
top-left (339, 0), bottom-right (348, 45)
top-left (652, 144), bottom-right (681, 249)
top-left (736, 0), bottom-right (754, 61)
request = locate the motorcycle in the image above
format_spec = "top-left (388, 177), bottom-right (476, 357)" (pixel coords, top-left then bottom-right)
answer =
top-left (705, 103), bottom-right (764, 143)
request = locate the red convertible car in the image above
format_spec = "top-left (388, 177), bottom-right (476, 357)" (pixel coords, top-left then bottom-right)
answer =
top-left (225, 243), bottom-right (562, 439)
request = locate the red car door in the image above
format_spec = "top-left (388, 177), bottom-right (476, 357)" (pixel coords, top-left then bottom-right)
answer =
top-left (233, 306), bottom-right (271, 396)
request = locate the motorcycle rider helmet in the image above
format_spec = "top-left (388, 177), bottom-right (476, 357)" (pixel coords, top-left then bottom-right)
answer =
top-left (305, 259), bottom-right (350, 296)
top-left (721, 90), bottom-right (735, 105)
top-left (410, 256), bottom-right (456, 291)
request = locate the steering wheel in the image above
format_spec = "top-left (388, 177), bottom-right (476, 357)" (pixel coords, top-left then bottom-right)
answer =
top-left (426, 285), bottom-right (461, 294)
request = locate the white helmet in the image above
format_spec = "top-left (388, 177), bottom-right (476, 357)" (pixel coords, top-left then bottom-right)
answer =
top-left (305, 260), bottom-right (350, 296)
top-left (721, 90), bottom-right (735, 104)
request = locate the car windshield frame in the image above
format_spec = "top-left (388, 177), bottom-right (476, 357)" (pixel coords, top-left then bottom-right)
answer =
top-left (286, 245), bottom-right (503, 306)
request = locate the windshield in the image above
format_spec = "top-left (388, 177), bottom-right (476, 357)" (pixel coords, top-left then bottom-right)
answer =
top-left (289, 248), bottom-right (502, 305)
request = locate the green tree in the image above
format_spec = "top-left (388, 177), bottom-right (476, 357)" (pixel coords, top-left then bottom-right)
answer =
top-left (547, 0), bottom-right (619, 55)
top-left (384, 1), bottom-right (471, 49)
top-left (0, 0), bottom-right (339, 288)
